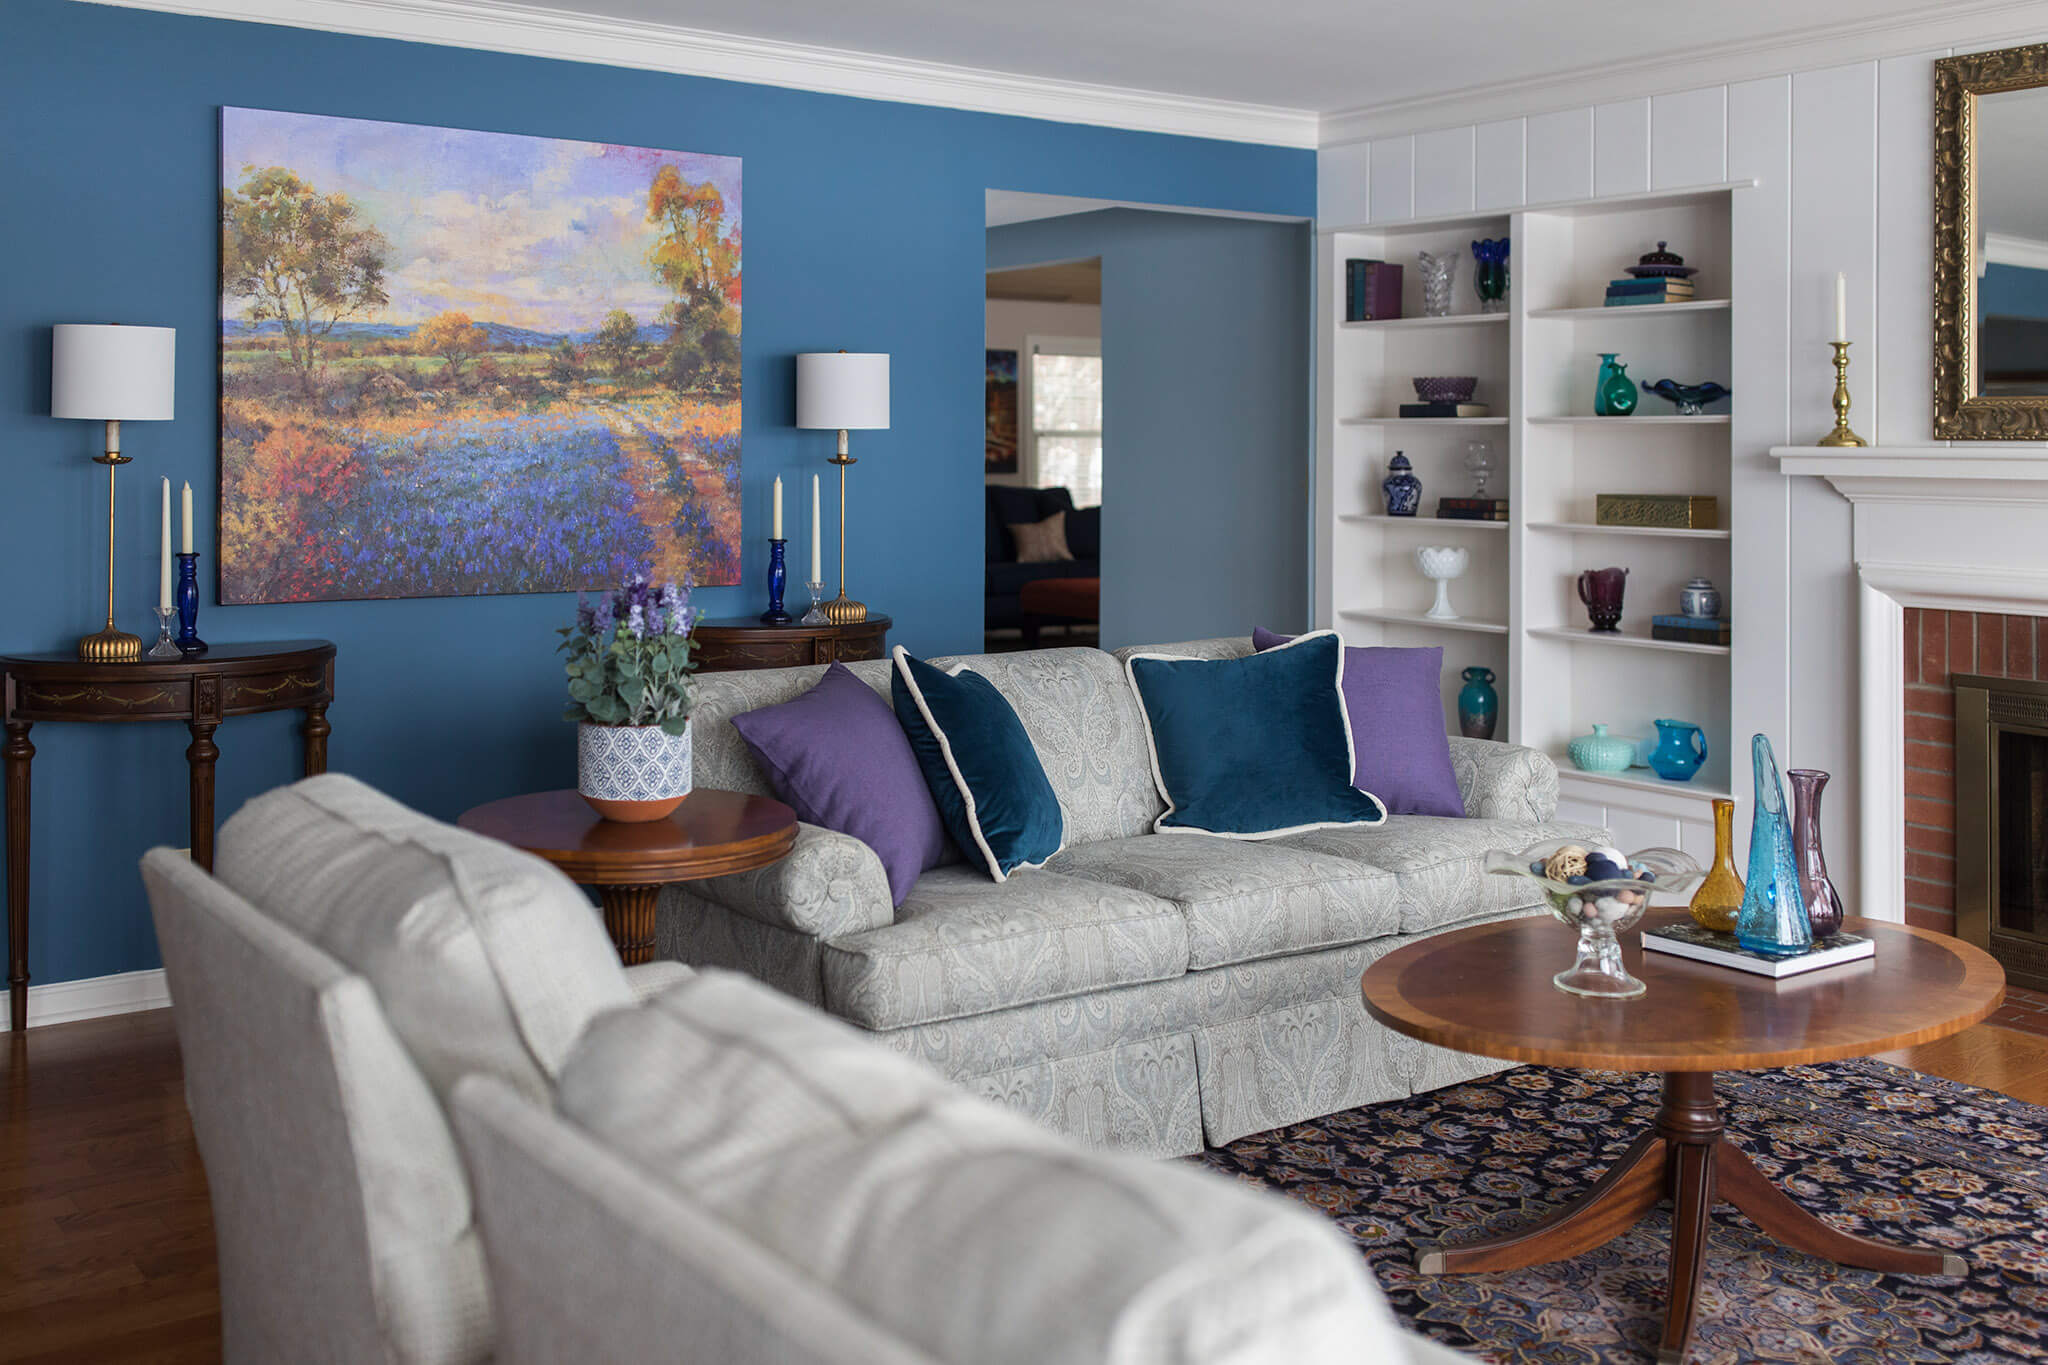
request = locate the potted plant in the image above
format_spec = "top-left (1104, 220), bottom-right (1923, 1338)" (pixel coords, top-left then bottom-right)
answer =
top-left (561, 575), bottom-right (698, 821)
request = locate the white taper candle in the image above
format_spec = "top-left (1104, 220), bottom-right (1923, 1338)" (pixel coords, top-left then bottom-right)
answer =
top-left (159, 477), bottom-right (172, 611)
top-left (773, 476), bottom-right (783, 540)
top-left (811, 474), bottom-right (822, 582)
top-left (181, 481), bottom-right (193, 554)
top-left (1834, 272), bottom-right (1847, 344)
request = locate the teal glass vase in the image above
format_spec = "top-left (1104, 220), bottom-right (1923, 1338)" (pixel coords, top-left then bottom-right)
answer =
top-left (1735, 734), bottom-right (1812, 958)
top-left (1458, 666), bottom-right (1497, 740)
top-left (1594, 354), bottom-right (1638, 416)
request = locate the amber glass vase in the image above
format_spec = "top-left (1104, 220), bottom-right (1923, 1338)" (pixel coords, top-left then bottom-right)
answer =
top-left (1689, 797), bottom-right (1745, 932)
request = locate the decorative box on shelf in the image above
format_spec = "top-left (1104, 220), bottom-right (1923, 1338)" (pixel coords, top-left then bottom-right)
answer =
top-left (1595, 494), bottom-right (1719, 530)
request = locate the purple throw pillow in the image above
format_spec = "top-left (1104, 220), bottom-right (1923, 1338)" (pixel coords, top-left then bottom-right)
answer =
top-left (1252, 628), bottom-right (1464, 817)
top-left (730, 663), bottom-right (947, 905)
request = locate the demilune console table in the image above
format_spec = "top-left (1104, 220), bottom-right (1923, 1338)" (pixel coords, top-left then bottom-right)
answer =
top-left (2, 640), bottom-right (336, 1031)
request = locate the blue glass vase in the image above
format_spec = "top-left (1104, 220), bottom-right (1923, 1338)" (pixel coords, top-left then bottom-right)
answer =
top-left (1457, 666), bottom-right (1497, 739)
top-left (1594, 354), bottom-right (1639, 417)
top-left (1735, 734), bottom-right (1811, 957)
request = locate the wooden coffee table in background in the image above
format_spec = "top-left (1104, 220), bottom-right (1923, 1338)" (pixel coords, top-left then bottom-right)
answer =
top-left (1361, 908), bottom-right (2005, 1365)
top-left (458, 789), bottom-right (797, 965)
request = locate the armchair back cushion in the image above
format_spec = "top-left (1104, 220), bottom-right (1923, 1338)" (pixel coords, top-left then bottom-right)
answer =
top-left (551, 971), bottom-right (1402, 1365)
top-left (215, 773), bottom-right (632, 1103)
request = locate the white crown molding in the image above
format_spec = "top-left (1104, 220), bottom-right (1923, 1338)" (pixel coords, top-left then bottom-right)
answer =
top-left (1986, 231), bottom-right (2048, 271)
top-left (80, 0), bottom-right (1319, 148)
top-left (0, 968), bottom-right (170, 1031)
top-left (1321, 0), bottom-right (2048, 146)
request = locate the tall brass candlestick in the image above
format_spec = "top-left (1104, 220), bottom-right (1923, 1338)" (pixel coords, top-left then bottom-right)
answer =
top-left (79, 419), bottom-right (141, 662)
top-left (822, 428), bottom-right (867, 624)
top-left (1816, 341), bottom-right (1868, 448)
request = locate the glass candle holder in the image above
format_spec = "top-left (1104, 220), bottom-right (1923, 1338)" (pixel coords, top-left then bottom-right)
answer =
top-left (799, 581), bottom-right (830, 626)
top-left (146, 607), bottom-right (182, 659)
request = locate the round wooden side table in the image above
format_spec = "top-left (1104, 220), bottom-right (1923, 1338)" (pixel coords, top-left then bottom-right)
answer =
top-left (1361, 908), bottom-right (2006, 1365)
top-left (457, 789), bottom-right (797, 965)
top-left (689, 614), bottom-right (891, 672)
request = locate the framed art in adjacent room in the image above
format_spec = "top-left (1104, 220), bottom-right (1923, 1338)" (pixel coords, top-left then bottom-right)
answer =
top-left (218, 107), bottom-right (743, 603)
top-left (985, 348), bottom-right (1019, 474)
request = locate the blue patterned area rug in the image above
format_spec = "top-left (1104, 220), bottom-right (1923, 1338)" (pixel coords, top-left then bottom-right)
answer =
top-left (1197, 1061), bottom-right (2048, 1363)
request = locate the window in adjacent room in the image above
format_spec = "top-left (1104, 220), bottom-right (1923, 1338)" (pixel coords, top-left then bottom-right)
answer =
top-left (1028, 335), bottom-right (1102, 508)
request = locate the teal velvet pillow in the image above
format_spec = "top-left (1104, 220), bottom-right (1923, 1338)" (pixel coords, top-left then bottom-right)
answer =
top-left (891, 648), bottom-right (1065, 880)
top-left (1125, 631), bottom-right (1388, 839)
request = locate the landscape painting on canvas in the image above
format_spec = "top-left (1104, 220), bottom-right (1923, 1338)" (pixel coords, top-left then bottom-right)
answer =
top-left (219, 108), bottom-right (741, 603)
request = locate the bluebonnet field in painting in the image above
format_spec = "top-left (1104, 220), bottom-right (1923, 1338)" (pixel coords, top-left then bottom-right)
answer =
top-left (218, 108), bottom-right (741, 603)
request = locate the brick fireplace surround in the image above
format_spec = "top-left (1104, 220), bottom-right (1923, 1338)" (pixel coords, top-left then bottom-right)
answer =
top-left (1903, 608), bottom-right (2048, 937)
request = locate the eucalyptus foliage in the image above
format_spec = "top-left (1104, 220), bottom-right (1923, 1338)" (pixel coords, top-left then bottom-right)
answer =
top-left (560, 575), bottom-right (697, 734)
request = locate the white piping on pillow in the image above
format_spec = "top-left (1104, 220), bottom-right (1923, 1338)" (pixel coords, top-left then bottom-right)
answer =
top-left (891, 647), bottom-right (1065, 881)
top-left (1122, 629), bottom-right (1388, 840)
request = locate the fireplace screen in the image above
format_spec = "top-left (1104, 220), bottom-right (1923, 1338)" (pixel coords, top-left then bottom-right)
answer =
top-left (1957, 673), bottom-right (2048, 990)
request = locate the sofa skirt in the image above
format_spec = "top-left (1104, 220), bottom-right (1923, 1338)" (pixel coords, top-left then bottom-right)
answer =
top-left (657, 886), bottom-right (1531, 1155)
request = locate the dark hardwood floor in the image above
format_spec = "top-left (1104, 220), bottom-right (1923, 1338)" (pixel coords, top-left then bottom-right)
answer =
top-left (6, 993), bottom-right (2048, 1361)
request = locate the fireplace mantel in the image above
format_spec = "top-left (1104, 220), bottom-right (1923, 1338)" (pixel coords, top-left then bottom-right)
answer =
top-left (1773, 443), bottom-right (2048, 923)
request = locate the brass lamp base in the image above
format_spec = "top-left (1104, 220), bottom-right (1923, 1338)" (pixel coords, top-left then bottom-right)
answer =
top-left (822, 594), bottom-right (868, 625)
top-left (78, 625), bottom-right (142, 662)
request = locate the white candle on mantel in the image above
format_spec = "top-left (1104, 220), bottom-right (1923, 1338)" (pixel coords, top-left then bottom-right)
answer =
top-left (811, 474), bottom-right (822, 582)
top-left (1834, 272), bottom-right (1848, 344)
top-left (159, 478), bottom-right (172, 611)
top-left (772, 476), bottom-right (783, 540)
top-left (181, 481), bottom-right (193, 554)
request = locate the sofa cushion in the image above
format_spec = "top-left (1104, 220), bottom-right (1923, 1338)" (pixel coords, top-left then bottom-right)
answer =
top-left (556, 970), bottom-right (1400, 1365)
top-left (820, 865), bottom-right (1188, 1030)
top-left (1051, 835), bottom-right (1401, 970)
top-left (925, 647), bottom-right (1165, 845)
top-left (731, 662), bottom-right (947, 905)
top-left (893, 649), bottom-right (1066, 880)
top-left (1279, 815), bottom-right (1608, 934)
top-left (1065, 504), bottom-right (1102, 559)
top-left (1007, 509), bottom-right (1075, 563)
top-left (688, 658), bottom-right (896, 798)
top-left (216, 773), bottom-right (633, 1102)
top-left (1126, 632), bottom-right (1388, 838)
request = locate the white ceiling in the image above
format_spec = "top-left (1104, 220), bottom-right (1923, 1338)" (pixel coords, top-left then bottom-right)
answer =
top-left (521, 0), bottom-right (1968, 113)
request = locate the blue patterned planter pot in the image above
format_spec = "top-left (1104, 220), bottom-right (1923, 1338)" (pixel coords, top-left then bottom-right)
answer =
top-left (577, 722), bottom-right (693, 822)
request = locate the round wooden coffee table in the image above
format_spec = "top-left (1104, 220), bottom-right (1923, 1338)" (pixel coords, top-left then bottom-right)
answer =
top-left (458, 789), bottom-right (797, 965)
top-left (1361, 908), bottom-right (2005, 1364)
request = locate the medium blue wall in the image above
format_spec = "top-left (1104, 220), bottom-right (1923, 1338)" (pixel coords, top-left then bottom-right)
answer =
top-left (1, 0), bottom-right (1312, 990)
top-left (988, 211), bottom-right (1312, 646)
top-left (1984, 263), bottom-right (2048, 320)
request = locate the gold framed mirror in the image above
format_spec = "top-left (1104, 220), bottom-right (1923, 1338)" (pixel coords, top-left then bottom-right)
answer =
top-left (1935, 41), bottom-right (2048, 438)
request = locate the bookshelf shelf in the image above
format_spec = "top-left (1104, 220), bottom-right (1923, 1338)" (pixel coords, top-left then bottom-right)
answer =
top-left (1339, 416), bottom-right (1509, 428)
top-left (1339, 608), bottom-right (1509, 635)
top-left (1527, 299), bottom-right (1731, 321)
top-left (1340, 312), bottom-right (1508, 330)
top-left (1525, 626), bottom-right (1729, 657)
top-left (1340, 514), bottom-right (1508, 531)
top-left (1526, 522), bottom-right (1729, 541)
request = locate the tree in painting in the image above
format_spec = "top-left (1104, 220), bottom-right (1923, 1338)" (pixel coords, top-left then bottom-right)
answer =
top-left (218, 109), bottom-right (743, 604)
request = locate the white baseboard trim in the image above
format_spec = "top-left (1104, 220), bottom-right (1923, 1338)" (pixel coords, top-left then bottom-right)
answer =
top-left (1, 968), bottom-right (172, 1031)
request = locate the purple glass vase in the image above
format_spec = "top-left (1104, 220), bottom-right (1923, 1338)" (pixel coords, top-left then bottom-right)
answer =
top-left (1576, 566), bottom-right (1628, 632)
top-left (1788, 768), bottom-right (1843, 939)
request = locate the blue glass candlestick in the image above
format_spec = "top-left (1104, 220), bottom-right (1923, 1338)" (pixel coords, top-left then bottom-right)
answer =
top-left (175, 552), bottom-right (208, 655)
top-left (760, 539), bottom-right (792, 624)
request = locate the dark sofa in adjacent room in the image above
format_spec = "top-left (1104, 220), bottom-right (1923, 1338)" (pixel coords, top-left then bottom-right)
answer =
top-left (985, 484), bottom-right (1100, 639)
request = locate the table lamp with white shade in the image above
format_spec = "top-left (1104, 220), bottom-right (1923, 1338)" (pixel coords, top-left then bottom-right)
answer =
top-left (51, 324), bottom-right (176, 662)
top-left (796, 351), bottom-right (889, 625)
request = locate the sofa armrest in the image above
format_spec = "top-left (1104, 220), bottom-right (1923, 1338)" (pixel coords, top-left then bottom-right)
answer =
top-left (685, 823), bottom-right (893, 940)
top-left (1447, 738), bottom-right (1558, 822)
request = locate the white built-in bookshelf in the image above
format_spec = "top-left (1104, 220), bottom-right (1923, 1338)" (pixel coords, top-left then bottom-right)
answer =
top-left (1315, 185), bottom-right (1738, 822)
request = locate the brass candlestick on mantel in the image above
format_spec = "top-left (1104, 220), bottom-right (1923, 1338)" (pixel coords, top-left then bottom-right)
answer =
top-left (796, 351), bottom-right (890, 628)
top-left (51, 324), bottom-right (178, 662)
top-left (1817, 340), bottom-right (1868, 448)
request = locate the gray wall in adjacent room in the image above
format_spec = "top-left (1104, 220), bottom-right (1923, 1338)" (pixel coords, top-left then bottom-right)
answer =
top-left (988, 209), bottom-right (1312, 647)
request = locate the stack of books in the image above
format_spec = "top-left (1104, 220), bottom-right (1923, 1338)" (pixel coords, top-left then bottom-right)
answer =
top-left (1396, 402), bottom-right (1490, 419)
top-left (1642, 922), bottom-right (1874, 978)
top-left (1605, 277), bottom-right (1695, 307)
top-left (1437, 497), bottom-right (1508, 521)
top-left (1651, 614), bottom-right (1730, 646)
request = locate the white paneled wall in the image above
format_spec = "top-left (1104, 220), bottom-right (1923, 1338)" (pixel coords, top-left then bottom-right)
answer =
top-left (1320, 40), bottom-right (2048, 913)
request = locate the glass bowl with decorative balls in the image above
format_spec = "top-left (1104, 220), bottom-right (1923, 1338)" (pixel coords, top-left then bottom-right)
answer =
top-left (1486, 840), bottom-right (1703, 999)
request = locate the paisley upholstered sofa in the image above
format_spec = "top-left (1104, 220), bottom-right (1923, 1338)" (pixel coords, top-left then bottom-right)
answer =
top-left (666, 637), bottom-right (1604, 1157)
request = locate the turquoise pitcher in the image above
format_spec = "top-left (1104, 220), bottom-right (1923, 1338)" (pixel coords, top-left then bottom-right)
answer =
top-left (1648, 719), bottom-right (1707, 782)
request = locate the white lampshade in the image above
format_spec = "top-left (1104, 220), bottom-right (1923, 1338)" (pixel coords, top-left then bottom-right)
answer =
top-left (52, 324), bottom-right (176, 421)
top-left (796, 352), bottom-right (889, 430)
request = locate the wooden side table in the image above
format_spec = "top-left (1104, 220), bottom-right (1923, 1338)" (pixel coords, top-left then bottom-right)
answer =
top-left (690, 614), bottom-right (891, 672)
top-left (456, 789), bottom-right (797, 964)
top-left (1361, 909), bottom-right (2005, 1364)
top-left (2, 640), bottom-right (337, 1030)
